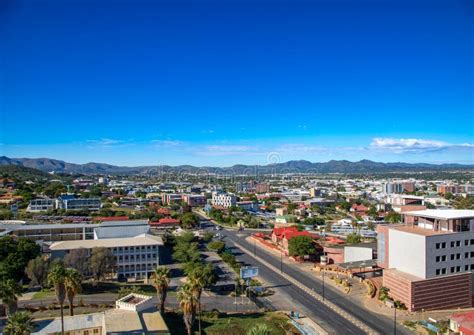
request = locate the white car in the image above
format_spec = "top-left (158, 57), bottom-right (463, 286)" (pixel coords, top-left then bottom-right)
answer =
top-left (215, 226), bottom-right (222, 230)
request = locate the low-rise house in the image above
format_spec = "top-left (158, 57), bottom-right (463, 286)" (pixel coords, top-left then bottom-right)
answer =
top-left (25, 294), bottom-right (170, 334)
top-left (27, 198), bottom-right (55, 212)
top-left (57, 195), bottom-right (101, 211)
top-left (149, 218), bottom-right (180, 229)
top-left (450, 311), bottom-right (474, 335)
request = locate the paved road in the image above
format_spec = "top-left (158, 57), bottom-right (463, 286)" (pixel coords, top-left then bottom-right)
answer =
top-left (198, 214), bottom-right (412, 334)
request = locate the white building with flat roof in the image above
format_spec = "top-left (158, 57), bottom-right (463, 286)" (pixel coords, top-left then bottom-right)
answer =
top-left (50, 234), bottom-right (163, 280)
top-left (211, 192), bottom-right (236, 208)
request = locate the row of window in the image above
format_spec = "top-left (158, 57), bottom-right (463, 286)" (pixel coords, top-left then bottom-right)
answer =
top-left (112, 245), bottom-right (158, 253)
top-left (435, 264), bottom-right (474, 275)
top-left (436, 252), bottom-right (474, 262)
top-left (117, 254), bottom-right (157, 261)
top-left (435, 239), bottom-right (474, 249)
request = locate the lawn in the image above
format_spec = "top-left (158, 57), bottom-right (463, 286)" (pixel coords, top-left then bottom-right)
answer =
top-left (164, 311), bottom-right (300, 335)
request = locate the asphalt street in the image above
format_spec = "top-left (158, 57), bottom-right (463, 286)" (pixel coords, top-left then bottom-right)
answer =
top-left (198, 215), bottom-right (412, 335)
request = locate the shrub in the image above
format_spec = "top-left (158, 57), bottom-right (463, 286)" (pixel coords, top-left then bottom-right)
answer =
top-left (207, 240), bottom-right (226, 253)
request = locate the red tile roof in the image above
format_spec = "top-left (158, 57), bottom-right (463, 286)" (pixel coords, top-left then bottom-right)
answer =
top-left (452, 311), bottom-right (474, 335)
top-left (351, 203), bottom-right (369, 212)
top-left (93, 216), bottom-right (129, 222)
top-left (272, 226), bottom-right (299, 238)
top-left (149, 218), bottom-right (180, 226)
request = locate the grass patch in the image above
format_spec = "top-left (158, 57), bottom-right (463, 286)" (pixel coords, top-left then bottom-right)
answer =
top-left (163, 312), bottom-right (297, 335)
top-left (32, 290), bottom-right (55, 300)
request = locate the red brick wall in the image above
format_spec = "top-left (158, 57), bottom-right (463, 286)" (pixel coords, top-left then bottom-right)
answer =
top-left (383, 270), bottom-right (472, 311)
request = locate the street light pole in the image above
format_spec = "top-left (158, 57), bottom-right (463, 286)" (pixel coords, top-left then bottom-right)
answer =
top-left (322, 271), bottom-right (325, 301)
top-left (393, 307), bottom-right (397, 335)
top-left (280, 250), bottom-right (283, 274)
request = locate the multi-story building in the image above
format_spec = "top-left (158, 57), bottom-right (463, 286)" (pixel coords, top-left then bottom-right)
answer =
top-left (385, 194), bottom-right (426, 213)
top-left (50, 233), bottom-right (163, 280)
top-left (255, 183), bottom-right (271, 194)
top-left (27, 198), bottom-right (56, 212)
top-left (377, 209), bottom-right (474, 311)
top-left (211, 192), bottom-right (236, 208)
top-left (160, 193), bottom-right (182, 205)
top-left (235, 181), bottom-right (256, 193)
top-left (56, 195), bottom-right (101, 211)
top-left (437, 184), bottom-right (463, 195)
top-left (0, 219), bottom-right (149, 243)
top-left (383, 181), bottom-right (415, 194)
top-left (181, 194), bottom-right (207, 207)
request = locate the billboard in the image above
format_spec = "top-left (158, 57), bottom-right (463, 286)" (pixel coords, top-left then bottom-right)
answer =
top-left (240, 266), bottom-right (259, 279)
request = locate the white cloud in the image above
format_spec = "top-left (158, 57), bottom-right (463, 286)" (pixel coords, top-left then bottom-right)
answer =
top-left (151, 140), bottom-right (185, 148)
top-left (197, 145), bottom-right (261, 156)
top-left (86, 138), bottom-right (130, 148)
top-left (370, 138), bottom-right (474, 153)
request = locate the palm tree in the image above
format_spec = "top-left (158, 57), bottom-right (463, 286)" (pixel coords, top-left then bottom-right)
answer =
top-left (177, 284), bottom-right (197, 335)
top-left (64, 268), bottom-right (82, 316)
top-left (48, 262), bottom-right (67, 335)
top-left (0, 279), bottom-right (22, 317)
top-left (150, 266), bottom-right (170, 314)
top-left (247, 324), bottom-right (270, 335)
top-left (3, 311), bottom-right (34, 335)
top-left (188, 270), bottom-right (206, 335)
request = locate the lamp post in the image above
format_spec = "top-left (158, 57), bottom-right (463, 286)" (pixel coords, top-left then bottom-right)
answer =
top-left (322, 271), bottom-right (325, 301)
top-left (393, 307), bottom-right (397, 335)
top-left (280, 250), bottom-right (283, 274)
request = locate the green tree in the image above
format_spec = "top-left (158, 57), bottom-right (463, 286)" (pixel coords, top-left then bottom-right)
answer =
top-left (64, 268), bottom-right (82, 316)
top-left (48, 262), bottom-right (67, 335)
top-left (151, 266), bottom-right (170, 314)
top-left (3, 311), bottom-right (34, 335)
top-left (368, 205), bottom-right (378, 217)
top-left (177, 284), bottom-right (198, 335)
top-left (89, 247), bottom-right (116, 283)
top-left (180, 212), bottom-right (199, 229)
top-left (346, 233), bottom-right (362, 244)
top-left (0, 279), bottom-right (22, 317)
top-left (173, 241), bottom-right (200, 264)
top-left (288, 235), bottom-right (315, 257)
top-left (26, 256), bottom-right (49, 289)
top-left (64, 248), bottom-right (90, 277)
top-left (0, 237), bottom-right (41, 282)
top-left (385, 211), bottom-right (401, 224)
top-left (207, 240), bottom-right (226, 253)
top-left (43, 182), bottom-right (66, 198)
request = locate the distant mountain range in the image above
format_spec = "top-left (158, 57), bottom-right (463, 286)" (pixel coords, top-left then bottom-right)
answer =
top-left (1, 156), bottom-right (473, 175)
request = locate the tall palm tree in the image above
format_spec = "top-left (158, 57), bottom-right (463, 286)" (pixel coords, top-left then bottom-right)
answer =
top-left (3, 311), bottom-right (34, 335)
top-left (177, 284), bottom-right (197, 335)
top-left (150, 266), bottom-right (170, 314)
top-left (188, 270), bottom-right (206, 335)
top-left (48, 262), bottom-right (67, 335)
top-left (0, 279), bottom-right (22, 317)
top-left (64, 268), bottom-right (82, 316)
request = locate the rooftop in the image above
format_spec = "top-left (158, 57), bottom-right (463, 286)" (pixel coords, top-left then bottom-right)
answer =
top-left (404, 209), bottom-right (474, 220)
top-left (50, 233), bottom-right (163, 250)
top-left (392, 225), bottom-right (453, 236)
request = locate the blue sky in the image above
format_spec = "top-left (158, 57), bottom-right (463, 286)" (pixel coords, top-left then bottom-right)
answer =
top-left (1, 0), bottom-right (473, 166)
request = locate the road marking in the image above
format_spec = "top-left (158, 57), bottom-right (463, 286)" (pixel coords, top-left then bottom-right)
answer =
top-left (231, 239), bottom-right (380, 335)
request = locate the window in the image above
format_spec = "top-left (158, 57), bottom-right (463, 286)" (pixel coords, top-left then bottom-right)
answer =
top-left (442, 255), bottom-right (446, 261)
top-left (471, 251), bottom-right (474, 257)
top-left (471, 239), bottom-right (474, 245)
top-left (436, 243), bottom-right (440, 249)
top-left (471, 264), bottom-right (474, 270)
top-left (436, 269), bottom-right (440, 275)
top-left (466, 252), bottom-right (470, 259)
top-left (442, 242), bottom-right (447, 248)
top-left (436, 256), bottom-right (440, 262)
top-left (456, 241), bottom-right (461, 247)
top-left (451, 267), bottom-right (455, 273)
top-left (466, 240), bottom-right (470, 246)
top-left (441, 268), bottom-right (447, 274)
top-left (451, 254), bottom-right (455, 260)
top-left (456, 253), bottom-right (461, 260)
top-left (465, 265), bottom-right (469, 271)
top-left (456, 266), bottom-right (461, 272)
top-left (451, 241), bottom-right (455, 248)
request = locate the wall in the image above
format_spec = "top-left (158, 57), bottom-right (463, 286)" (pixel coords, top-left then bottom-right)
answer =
top-left (344, 246), bottom-right (373, 263)
top-left (389, 229), bottom-right (426, 278)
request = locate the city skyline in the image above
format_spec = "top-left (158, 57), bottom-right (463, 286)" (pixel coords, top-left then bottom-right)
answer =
top-left (1, 0), bottom-right (473, 166)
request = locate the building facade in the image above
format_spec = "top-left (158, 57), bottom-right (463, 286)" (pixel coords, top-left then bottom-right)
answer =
top-left (377, 209), bottom-right (474, 311)
top-left (211, 192), bottom-right (236, 208)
